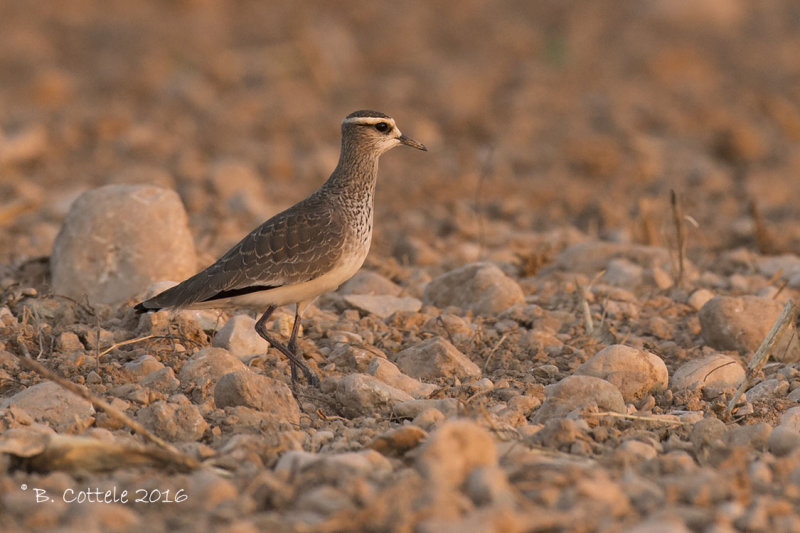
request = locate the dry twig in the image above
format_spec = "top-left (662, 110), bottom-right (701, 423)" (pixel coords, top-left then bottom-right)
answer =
top-left (10, 341), bottom-right (199, 471)
top-left (670, 190), bottom-right (686, 286)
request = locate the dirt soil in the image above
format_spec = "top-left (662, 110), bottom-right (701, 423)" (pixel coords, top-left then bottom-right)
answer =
top-left (3, 1), bottom-right (800, 532)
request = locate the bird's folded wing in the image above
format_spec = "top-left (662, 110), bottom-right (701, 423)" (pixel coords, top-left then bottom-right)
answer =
top-left (140, 197), bottom-right (346, 309)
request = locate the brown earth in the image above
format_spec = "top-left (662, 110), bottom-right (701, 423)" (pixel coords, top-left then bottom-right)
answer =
top-left (3, 1), bottom-right (800, 531)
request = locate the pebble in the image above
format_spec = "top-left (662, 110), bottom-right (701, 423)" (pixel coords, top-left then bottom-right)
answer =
top-left (690, 417), bottom-right (727, 449)
top-left (124, 354), bottom-right (164, 378)
top-left (139, 367), bottom-right (180, 392)
top-left (333, 373), bottom-right (414, 418)
top-left (50, 184), bottom-right (198, 305)
top-left (327, 344), bottom-right (385, 372)
top-left (699, 295), bottom-right (800, 362)
top-left (422, 262), bottom-right (525, 314)
top-left (2, 381), bottom-right (94, 433)
top-left (745, 378), bottom-right (789, 402)
top-left (412, 408), bottom-right (446, 431)
top-left (212, 314), bottom-right (269, 359)
top-left (136, 400), bottom-right (208, 442)
top-left (723, 422), bottom-right (772, 450)
top-left (338, 270), bottom-right (402, 296)
top-left (343, 294), bottom-right (422, 318)
top-left (395, 398), bottom-right (459, 419)
top-left (688, 289), bottom-right (715, 311)
top-left (768, 426), bottom-right (800, 457)
top-left (393, 337), bottom-right (481, 380)
top-left (56, 331), bottom-right (83, 353)
top-left (415, 419), bottom-right (497, 490)
top-left (670, 354), bottom-right (745, 398)
top-left (575, 344), bottom-right (669, 403)
top-left (553, 241), bottom-right (672, 274)
top-left (778, 406), bottom-right (800, 432)
top-left (368, 425), bottom-right (428, 456)
top-left (601, 258), bottom-right (644, 287)
top-left (178, 347), bottom-right (248, 396)
top-left (214, 370), bottom-right (300, 424)
top-left (367, 357), bottom-right (437, 398)
top-left (533, 375), bottom-right (626, 423)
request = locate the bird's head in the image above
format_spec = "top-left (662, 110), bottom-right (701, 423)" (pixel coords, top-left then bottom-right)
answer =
top-left (341, 110), bottom-right (427, 156)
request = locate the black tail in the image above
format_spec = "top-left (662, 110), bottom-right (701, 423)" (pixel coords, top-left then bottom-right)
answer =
top-left (133, 302), bottom-right (160, 314)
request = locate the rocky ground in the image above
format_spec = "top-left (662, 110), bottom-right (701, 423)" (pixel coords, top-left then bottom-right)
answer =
top-left (3, 1), bottom-right (800, 532)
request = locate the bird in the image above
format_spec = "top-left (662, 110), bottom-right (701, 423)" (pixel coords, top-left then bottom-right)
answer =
top-left (134, 110), bottom-right (427, 386)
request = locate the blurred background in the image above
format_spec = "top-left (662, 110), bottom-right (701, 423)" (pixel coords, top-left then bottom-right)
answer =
top-left (1, 0), bottom-right (800, 273)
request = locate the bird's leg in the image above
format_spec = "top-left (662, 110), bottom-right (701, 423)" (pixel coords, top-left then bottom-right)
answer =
top-left (255, 306), bottom-right (320, 386)
top-left (287, 306), bottom-right (303, 382)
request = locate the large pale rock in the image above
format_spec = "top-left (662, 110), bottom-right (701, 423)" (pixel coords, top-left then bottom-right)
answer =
top-left (423, 262), bottom-right (524, 314)
top-left (575, 344), bottom-right (669, 403)
top-left (214, 370), bottom-right (300, 424)
top-left (699, 295), bottom-right (800, 362)
top-left (533, 375), bottom-right (626, 423)
top-left (393, 337), bottom-right (481, 380)
top-left (2, 381), bottom-right (95, 433)
top-left (212, 314), bottom-right (269, 358)
top-left (333, 374), bottom-right (414, 418)
top-left (670, 354), bottom-right (745, 397)
top-left (51, 185), bottom-right (197, 305)
top-left (553, 241), bottom-right (672, 274)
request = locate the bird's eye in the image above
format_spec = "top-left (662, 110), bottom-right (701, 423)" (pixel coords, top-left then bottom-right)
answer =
top-left (375, 122), bottom-right (389, 133)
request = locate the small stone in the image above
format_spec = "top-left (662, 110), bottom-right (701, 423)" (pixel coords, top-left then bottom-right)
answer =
top-left (86, 370), bottom-right (102, 385)
top-left (724, 422), bottom-right (772, 450)
top-left (367, 358), bottom-right (437, 399)
top-left (368, 425), bottom-right (428, 456)
top-left (779, 406), bottom-right (800, 432)
top-left (423, 262), bottom-right (524, 314)
top-left (333, 374), bottom-right (414, 418)
top-left (338, 271), bottom-right (402, 296)
top-left (343, 294), bottom-right (422, 318)
top-left (393, 337), bottom-right (481, 380)
top-left (395, 398), bottom-right (459, 419)
top-left (601, 258), bottom-right (643, 287)
top-left (575, 344), bottom-right (669, 403)
top-left (688, 289), bottom-right (715, 311)
top-left (670, 354), bottom-right (745, 398)
top-left (465, 466), bottom-right (516, 506)
top-left (416, 419), bottom-right (497, 490)
top-left (212, 314), bottom-right (269, 359)
top-left (51, 185), bottom-right (198, 305)
top-left (412, 408), bottom-right (446, 431)
top-left (178, 347), bottom-right (247, 395)
top-left (2, 381), bottom-right (94, 433)
top-left (532, 364), bottom-right (560, 380)
top-left (124, 354), bottom-right (164, 378)
top-left (56, 331), bottom-right (83, 353)
top-left (214, 370), bottom-right (300, 424)
top-left (327, 344), bottom-right (385, 372)
top-left (690, 417), bottom-right (727, 449)
top-left (745, 378), bottom-right (789, 402)
top-left (139, 367), bottom-right (180, 393)
top-left (136, 400), bottom-right (208, 442)
top-left (533, 375), bottom-right (626, 423)
top-left (699, 295), bottom-right (800, 362)
top-left (768, 426), bottom-right (800, 457)
top-left (650, 266), bottom-right (674, 290)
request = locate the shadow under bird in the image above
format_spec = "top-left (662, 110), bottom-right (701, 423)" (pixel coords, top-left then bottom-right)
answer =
top-left (134, 110), bottom-right (426, 386)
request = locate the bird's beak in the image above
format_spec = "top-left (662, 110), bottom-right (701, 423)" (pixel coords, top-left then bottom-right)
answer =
top-left (398, 134), bottom-right (427, 151)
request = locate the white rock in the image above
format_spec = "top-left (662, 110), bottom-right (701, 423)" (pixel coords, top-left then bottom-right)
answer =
top-left (214, 370), bottom-right (300, 424)
top-left (333, 374), bottom-right (414, 418)
top-left (670, 354), bottom-right (745, 397)
top-left (178, 347), bottom-right (247, 394)
top-left (415, 419), bottom-right (497, 490)
top-left (575, 344), bottom-right (668, 403)
top-left (51, 185), bottom-right (198, 305)
top-left (343, 294), bottom-right (422, 318)
top-left (367, 358), bottom-right (436, 399)
top-left (212, 314), bottom-right (269, 358)
top-left (338, 270), bottom-right (402, 296)
top-left (393, 337), bottom-right (481, 380)
top-left (2, 381), bottom-right (94, 433)
top-left (533, 375), bottom-right (626, 423)
top-left (423, 262), bottom-right (524, 314)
